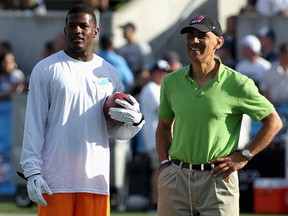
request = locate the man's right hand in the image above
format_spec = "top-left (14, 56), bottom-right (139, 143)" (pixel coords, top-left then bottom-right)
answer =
top-left (27, 174), bottom-right (52, 206)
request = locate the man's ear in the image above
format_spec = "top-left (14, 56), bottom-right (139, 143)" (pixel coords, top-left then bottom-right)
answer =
top-left (216, 36), bottom-right (224, 50)
top-left (93, 27), bottom-right (100, 38)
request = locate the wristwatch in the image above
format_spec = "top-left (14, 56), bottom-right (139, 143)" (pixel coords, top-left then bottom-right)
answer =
top-left (241, 149), bottom-right (253, 160)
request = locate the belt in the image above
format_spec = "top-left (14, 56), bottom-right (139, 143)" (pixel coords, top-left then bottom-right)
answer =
top-left (171, 159), bottom-right (216, 171)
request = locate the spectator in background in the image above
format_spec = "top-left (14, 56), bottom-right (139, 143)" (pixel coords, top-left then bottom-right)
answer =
top-left (126, 67), bottom-right (150, 100)
top-left (258, 26), bottom-right (278, 63)
top-left (0, 49), bottom-right (25, 196)
top-left (82, 0), bottom-right (109, 12)
top-left (163, 50), bottom-right (183, 72)
top-left (124, 66), bottom-right (150, 157)
top-left (139, 59), bottom-right (171, 212)
top-left (0, 41), bottom-right (13, 54)
top-left (239, 0), bottom-right (257, 14)
top-left (81, 0), bottom-right (108, 32)
top-left (116, 22), bottom-right (154, 76)
top-left (0, 51), bottom-right (26, 151)
top-left (13, 0), bottom-right (46, 15)
top-left (0, 51), bottom-right (26, 99)
top-left (98, 33), bottom-right (134, 92)
top-left (0, 0), bottom-right (14, 9)
top-left (222, 15), bottom-right (237, 60)
top-left (236, 34), bottom-right (271, 89)
top-left (42, 40), bottom-right (57, 58)
top-left (261, 42), bottom-right (288, 104)
top-left (98, 32), bottom-right (135, 207)
top-left (255, 0), bottom-right (288, 16)
top-left (125, 67), bottom-right (150, 157)
top-left (0, 0), bottom-right (4, 9)
top-left (236, 35), bottom-right (271, 144)
top-left (52, 33), bottom-right (66, 52)
top-left (216, 42), bottom-right (237, 69)
top-left (261, 42), bottom-right (288, 139)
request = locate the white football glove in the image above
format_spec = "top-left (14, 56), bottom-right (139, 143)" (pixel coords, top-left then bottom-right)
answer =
top-left (108, 94), bottom-right (144, 126)
top-left (27, 174), bottom-right (52, 206)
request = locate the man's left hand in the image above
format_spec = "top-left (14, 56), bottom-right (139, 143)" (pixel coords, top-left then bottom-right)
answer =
top-left (108, 94), bottom-right (143, 126)
top-left (209, 152), bottom-right (248, 180)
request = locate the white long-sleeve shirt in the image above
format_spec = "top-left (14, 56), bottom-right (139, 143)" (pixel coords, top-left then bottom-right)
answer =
top-left (20, 51), bottom-right (141, 195)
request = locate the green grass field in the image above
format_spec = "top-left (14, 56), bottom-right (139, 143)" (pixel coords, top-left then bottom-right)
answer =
top-left (0, 202), bottom-right (286, 216)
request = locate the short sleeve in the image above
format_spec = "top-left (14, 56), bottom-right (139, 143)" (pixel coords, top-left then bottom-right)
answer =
top-left (158, 77), bottom-right (174, 120)
top-left (239, 78), bottom-right (274, 121)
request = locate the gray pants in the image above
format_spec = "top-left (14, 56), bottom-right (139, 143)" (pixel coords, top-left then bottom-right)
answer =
top-left (157, 163), bottom-right (239, 216)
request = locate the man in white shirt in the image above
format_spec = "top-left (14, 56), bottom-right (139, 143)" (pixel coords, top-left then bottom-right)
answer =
top-left (20, 4), bottom-right (144, 216)
top-left (236, 35), bottom-right (271, 147)
top-left (139, 59), bottom-right (171, 211)
top-left (261, 42), bottom-right (288, 140)
top-left (261, 42), bottom-right (288, 104)
top-left (236, 34), bottom-right (271, 89)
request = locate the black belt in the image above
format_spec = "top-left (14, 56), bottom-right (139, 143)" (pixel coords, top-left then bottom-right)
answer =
top-left (171, 159), bottom-right (216, 171)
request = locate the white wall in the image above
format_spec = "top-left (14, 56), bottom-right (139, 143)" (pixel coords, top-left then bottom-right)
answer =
top-left (111, 0), bottom-right (197, 47)
top-left (0, 11), bottom-right (66, 75)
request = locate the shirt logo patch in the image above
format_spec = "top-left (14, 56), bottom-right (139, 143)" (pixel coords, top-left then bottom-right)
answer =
top-left (93, 77), bottom-right (111, 85)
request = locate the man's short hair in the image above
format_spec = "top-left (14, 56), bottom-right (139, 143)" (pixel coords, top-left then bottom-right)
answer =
top-left (65, 4), bottom-right (97, 26)
top-left (99, 33), bottom-right (113, 50)
top-left (120, 22), bottom-right (136, 31)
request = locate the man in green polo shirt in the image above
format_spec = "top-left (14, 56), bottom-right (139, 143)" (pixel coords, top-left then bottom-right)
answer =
top-left (156, 15), bottom-right (283, 216)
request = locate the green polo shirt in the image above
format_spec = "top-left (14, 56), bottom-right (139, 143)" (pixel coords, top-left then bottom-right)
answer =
top-left (158, 59), bottom-right (274, 164)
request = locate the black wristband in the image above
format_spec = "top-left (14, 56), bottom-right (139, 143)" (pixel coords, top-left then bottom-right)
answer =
top-left (17, 171), bottom-right (27, 181)
top-left (132, 114), bottom-right (145, 126)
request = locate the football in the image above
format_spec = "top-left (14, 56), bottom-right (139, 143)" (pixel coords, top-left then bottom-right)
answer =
top-left (103, 92), bottom-right (132, 125)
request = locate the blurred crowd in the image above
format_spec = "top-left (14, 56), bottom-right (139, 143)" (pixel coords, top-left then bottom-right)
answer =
top-left (0, 0), bottom-right (118, 13)
top-left (1, 0), bottom-right (288, 212)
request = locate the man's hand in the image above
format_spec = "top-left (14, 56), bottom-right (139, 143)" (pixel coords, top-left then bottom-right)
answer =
top-left (27, 174), bottom-right (52, 206)
top-left (108, 94), bottom-right (144, 126)
top-left (209, 152), bottom-right (249, 180)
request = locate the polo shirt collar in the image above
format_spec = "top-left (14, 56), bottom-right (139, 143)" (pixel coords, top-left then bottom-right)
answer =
top-left (184, 57), bottom-right (224, 83)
